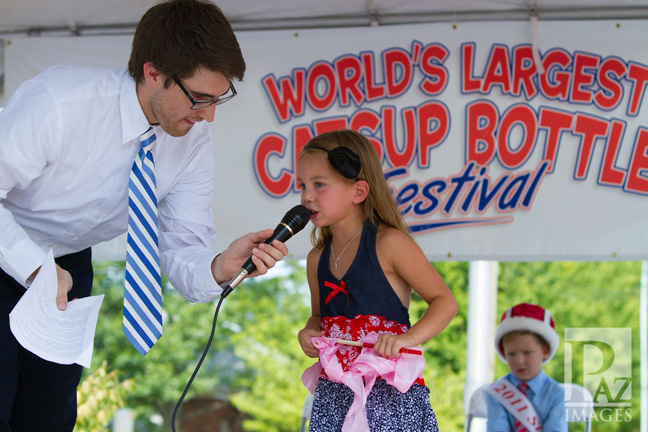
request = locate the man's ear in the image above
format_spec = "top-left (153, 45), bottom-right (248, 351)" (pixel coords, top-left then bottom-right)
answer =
top-left (142, 62), bottom-right (166, 88)
top-left (352, 180), bottom-right (370, 204)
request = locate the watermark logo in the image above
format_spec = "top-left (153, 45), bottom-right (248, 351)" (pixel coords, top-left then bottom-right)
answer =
top-left (564, 328), bottom-right (632, 423)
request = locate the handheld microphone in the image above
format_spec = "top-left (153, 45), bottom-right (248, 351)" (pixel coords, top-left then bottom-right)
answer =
top-left (221, 204), bottom-right (311, 298)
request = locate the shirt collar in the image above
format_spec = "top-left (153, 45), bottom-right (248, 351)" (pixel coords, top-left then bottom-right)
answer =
top-left (120, 71), bottom-right (153, 145)
top-left (508, 369), bottom-right (547, 395)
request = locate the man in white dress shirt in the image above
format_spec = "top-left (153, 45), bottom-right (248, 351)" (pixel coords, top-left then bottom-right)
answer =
top-left (0, 1), bottom-right (288, 430)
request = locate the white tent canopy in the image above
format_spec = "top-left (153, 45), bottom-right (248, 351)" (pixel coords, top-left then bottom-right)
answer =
top-left (2, 0), bottom-right (648, 36)
top-left (3, 0), bottom-right (648, 83)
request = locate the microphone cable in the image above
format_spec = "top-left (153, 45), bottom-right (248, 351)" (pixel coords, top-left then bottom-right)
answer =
top-left (170, 204), bottom-right (309, 430)
top-left (171, 293), bottom-right (226, 432)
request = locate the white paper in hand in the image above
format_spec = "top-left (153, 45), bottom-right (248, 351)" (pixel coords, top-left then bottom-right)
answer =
top-left (9, 249), bottom-right (104, 368)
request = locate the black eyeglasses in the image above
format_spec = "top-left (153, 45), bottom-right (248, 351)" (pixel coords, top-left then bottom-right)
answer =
top-left (172, 74), bottom-right (237, 110)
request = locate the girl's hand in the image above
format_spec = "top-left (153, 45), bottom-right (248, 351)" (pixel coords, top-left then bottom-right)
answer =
top-left (372, 333), bottom-right (416, 358)
top-left (298, 328), bottom-right (325, 358)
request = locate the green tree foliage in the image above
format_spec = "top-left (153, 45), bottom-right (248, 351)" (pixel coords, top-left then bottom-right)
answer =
top-left (495, 261), bottom-right (642, 432)
top-left (222, 262), bottom-right (315, 432)
top-left (88, 262), bottom-right (243, 431)
top-left (415, 262), bottom-right (470, 432)
top-left (86, 261), bottom-right (314, 431)
top-left (76, 362), bottom-right (134, 431)
top-left (82, 260), bottom-right (642, 432)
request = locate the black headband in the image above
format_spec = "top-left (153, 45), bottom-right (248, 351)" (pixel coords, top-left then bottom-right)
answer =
top-left (308, 145), bottom-right (362, 179)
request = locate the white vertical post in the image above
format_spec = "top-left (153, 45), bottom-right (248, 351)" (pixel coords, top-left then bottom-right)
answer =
top-left (640, 261), bottom-right (647, 432)
top-left (464, 261), bottom-right (499, 431)
top-left (299, 394), bottom-right (313, 432)
top-left (112, 408), bottom-right (134, 432)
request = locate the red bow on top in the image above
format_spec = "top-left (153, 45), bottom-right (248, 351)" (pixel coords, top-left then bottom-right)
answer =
top-left (324, 280), bottom-right (349, 306)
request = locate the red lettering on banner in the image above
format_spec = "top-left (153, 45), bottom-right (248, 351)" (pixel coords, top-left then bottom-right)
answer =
top-left (460, 44), bottom-right (624, 111)
top-left (255, 105), bottom-right (454, 197)
top-left (626, 62), bottom-right (648, 116)
top-left (594, 57), bottom-right (627, 110)
top-left (262, 45), bottom-right (648, 134)
top-left (419, 44), bottom-right (449, 95)
top-left (254, 134), bottom-right (292, 197)
top-left (384, 48), bottom-right (413, 96)
top-left (291, 119), bottom-right (348, 190)
top-left (292, 125), bottom-right (316, 189)
top-left (572, 114), bottom-right (609, 179)
top-left (539, 49), bottom-right (571, 101)
top-left (383, 106), bottom-right (417, 167)
top-left (461, 45), bottom-right (647, 115)
top-left (461, 43), bottom-right (482, 93)
top-left (293, 124), bottom-right (315, 150)
top-left (262, 70), bottom-right (306, 123)
top-left (418, 102), bottom-right (450, 167)
top-left (539, 107), bottom-right (574, 172)
top-left (599, 120), bottom-right (627, 187)
top-left (361, 52), bottom-right (387, 101)
top-left (465, 101), bottom-right (638, 188)
top-left (349, 109), bottom-right (384, 159)
top-left (307, 62), bottom-right (337, 111)
top-left (262, 46), bottom-right (451, 124)
top-left (466, 100), bottom-right (498, 165)
top-left (335, 55), bottom-right (364, 107)
top-left (483, 45), bottom-right (512, 94)
top-left (257, 41), bottom-right (648, 211)
top-left (570, 52), bottom-right (599, 104)
top-left (497, 104), bottom-right (537, 169)
top-left (512, 46), bottom-right (538, 99)
top-left (625, 128), bottom-right (648, 194)
top-left (467, 102), bottom-right (542, 170)
top-left (411, 40), bottom-right (423, 66)
top-left (313, 117), bottom-right (348, 135)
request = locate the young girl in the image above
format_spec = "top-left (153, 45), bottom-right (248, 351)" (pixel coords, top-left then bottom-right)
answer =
top-left (297, 129), bottom-right (458, 431)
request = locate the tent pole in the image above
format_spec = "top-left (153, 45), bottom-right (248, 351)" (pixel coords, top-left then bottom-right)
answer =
top-left (640, 261), bottom-right (647, 432)
top-left (463, 260), bottom-right (498, 431)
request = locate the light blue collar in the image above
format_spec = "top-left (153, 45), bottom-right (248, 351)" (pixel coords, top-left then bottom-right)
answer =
top-left (507, 369), bottom-right (547, 396)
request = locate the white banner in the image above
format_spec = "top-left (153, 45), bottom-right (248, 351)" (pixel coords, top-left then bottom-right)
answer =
top-left (3, 19), bottom-right (648, 261)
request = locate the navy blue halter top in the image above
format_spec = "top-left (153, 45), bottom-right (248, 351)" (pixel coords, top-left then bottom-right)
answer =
top-left (317, 221), bottom-right (411, 327)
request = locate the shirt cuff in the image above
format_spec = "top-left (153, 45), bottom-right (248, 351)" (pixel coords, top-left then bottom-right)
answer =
top-left (195, 253), bottom-right (223, 302)
top-left (171, 251), bottom-right (222, 303)
top-left (1, 239), bottom-right (47, 287)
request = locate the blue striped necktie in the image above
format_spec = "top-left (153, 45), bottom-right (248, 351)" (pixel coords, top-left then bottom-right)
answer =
top-left (123, 127), bottom-right (162, 355)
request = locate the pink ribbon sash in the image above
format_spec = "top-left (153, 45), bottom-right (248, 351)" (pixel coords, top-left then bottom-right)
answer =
top-left (302, 334), bottom-right (425, 432)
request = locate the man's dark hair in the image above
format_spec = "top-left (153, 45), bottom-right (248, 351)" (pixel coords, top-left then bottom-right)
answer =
top-left (128, 0), bottom-right (245, 86)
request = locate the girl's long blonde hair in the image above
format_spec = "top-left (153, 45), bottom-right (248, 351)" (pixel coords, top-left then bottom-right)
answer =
top-left (299, 129), bottom-right (411, 249)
